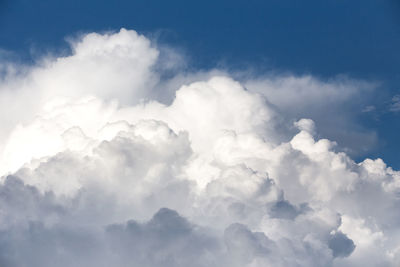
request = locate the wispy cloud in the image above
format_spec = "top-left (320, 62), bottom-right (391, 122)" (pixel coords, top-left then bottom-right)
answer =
top-left (390, 94), bottom-right (400, 112)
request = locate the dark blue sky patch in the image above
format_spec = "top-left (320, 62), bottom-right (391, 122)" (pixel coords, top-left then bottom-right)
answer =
top-left (328, 232), bottom-right (356, 258)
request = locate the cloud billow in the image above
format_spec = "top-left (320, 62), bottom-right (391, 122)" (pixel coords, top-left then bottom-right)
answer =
top-left (0, 28), bottom-right (399, 266)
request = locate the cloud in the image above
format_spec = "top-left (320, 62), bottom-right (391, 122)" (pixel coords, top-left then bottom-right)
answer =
top-left (243, 75), bottom-right (379, 155)
top-left (159, 70), bottom-right (380, 156)
top-left (0, 28), bottom-right (399, 266)
top-left (390, 94), bottom-right (400, 112)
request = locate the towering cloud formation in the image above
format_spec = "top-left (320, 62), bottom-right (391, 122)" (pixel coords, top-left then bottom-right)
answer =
top-left (0, 29), bottom-right (399, 266)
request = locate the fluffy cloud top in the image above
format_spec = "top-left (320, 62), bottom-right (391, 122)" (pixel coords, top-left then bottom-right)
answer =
top-left (0, 29), bottom-right (399, 267)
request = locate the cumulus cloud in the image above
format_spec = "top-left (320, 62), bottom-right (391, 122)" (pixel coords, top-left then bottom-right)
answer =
top-left (161, 70), bottom-right (379, 156)
top-left (0, 28), bottom-right (399, 266)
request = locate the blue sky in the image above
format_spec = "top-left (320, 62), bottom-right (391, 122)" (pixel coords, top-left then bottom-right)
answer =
top-left (1, 0), bottom-right (399, 167)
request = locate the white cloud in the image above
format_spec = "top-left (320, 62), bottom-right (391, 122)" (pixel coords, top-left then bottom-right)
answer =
top-left (0, 28), bottom-right (399, 266)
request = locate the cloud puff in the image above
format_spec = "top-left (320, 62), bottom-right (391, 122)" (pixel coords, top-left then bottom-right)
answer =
top-left (0, 28), bottom-right (399, 266)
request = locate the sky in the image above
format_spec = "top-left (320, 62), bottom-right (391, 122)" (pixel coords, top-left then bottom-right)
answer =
top-left (0, 1), bottom-right (400, 266)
